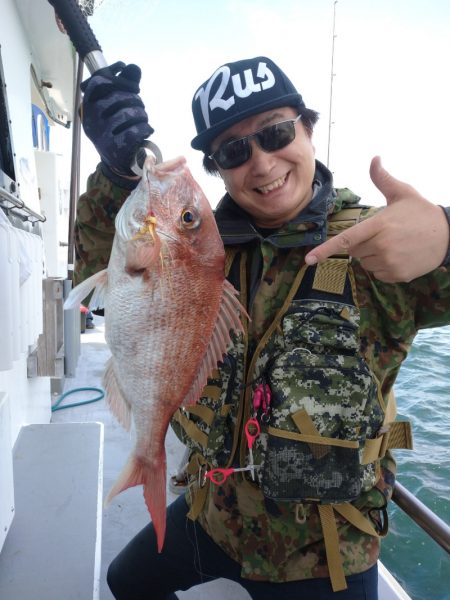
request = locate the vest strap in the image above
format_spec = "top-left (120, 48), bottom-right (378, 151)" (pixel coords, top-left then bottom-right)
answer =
top-left (184, 404), bottom-right (216, 426)
top-left (333, 502), bottom-right (381, 538)
top-left (186, 402), bottom-right (230, 422)
top-left (268, 425), bottom-right (359, 449)
top-left (327, 207), bottom-right (364, 230)
top-left (172, 409), bottom-right (208, 448)
top-left (186, 453), bottom-right (210, 521)
top-left (362, 420), bottom-right (413, 464)
top-left (317, 504), bottom-right (347, 592)
top-left (201, 385), bottom-right (221, 402)
top-left (387, 420), bottom-right (413, 450)
top-left (291, 409), bottom-right (329, 459)
top-left (225, 248), bottom-right (239, 278)
top-left (317, 498), bottom-right (381, 593)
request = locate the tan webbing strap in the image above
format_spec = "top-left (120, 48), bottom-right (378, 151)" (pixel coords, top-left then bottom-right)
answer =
top-left (312, 258), bottom-right (349, 295)
top-left (333, 503), bottom-right (381, 538)
top-left (387, 421), bottom-right (413, 450)
top-left (185, 404), bottom-right (216, 426)
top-left (317, 505), bottom-right (347, 592)
top-left (361, 437), bottom-right (384, 465)
top-left (220, 404), bottom-right (232, 417)
top-left (291, 409), bottom-right (329, 459)
top-left (317, 497), bottom-right (382, 592)
top-left (201, 385), bottom-right (221, 402)
top-left (224, 248), bottom-right (239, 278)
top-left (172, 409), bottom-right (208, 448)
top-left (311, 207), bottom-right (364, 295)
top-left (384, 389), bottom-right (397, 423)
top-left (361, 387), bottom-right (412, 464)
top-left (327, 207), bottom-right (364, 232)
top-left (268, 425), bottom-right (358, 449)
top-left (361, 420), bottom-right (413, 464)
top-left (177, 402), bottom-right (231, 427)
top-left (186, 453), bottom-right (210, 521)
top-left (291, 409), bottom-right (318, 435)
top-left (187, 483), bottom-right (209, 522)
top-left (322, 208), bottom-right (364, 265)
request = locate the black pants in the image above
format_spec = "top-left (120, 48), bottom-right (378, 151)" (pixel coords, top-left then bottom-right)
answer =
top-left (107, 495), bottom-right (378, 600)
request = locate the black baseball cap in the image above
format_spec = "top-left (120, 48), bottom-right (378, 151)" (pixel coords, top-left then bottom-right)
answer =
top-left (191, 56), bottom-right (305, 152)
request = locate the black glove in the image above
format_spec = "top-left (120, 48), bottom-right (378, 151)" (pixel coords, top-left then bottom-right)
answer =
top-left (81, 62), bottom-right (154, 185)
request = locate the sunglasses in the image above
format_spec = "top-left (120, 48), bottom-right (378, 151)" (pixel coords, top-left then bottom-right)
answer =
top-left (209, 114), bottom-right (302, 170)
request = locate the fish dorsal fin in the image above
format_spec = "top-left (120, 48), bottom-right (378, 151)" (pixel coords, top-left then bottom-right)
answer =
top-left (182, 280), bottom-right (246, 407)
top-left (63, 269), bottom-right (108, 311)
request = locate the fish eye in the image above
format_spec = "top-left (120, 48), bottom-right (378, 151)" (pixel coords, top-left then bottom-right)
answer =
top-left (180, 208), bottom-right (200, 229)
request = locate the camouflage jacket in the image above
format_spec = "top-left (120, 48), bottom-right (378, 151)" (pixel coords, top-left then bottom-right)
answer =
top-left (75, 161), bottom-right (450, 585)
top-left (73, 165), bottom-right (131, 288)
top-left (170, 161), bottom-right (450, 585)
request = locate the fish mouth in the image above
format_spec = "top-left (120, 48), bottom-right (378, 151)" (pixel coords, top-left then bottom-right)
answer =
top-left (255, 173), bottom-right (287, 194)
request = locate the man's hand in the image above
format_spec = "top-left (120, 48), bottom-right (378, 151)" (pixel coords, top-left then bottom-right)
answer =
top-left (305, 156), bottom-right (450, 282)
top-left (81, 62), bottom-right (154, 177)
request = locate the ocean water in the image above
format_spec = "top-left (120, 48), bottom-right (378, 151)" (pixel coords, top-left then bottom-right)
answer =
top-left (380, 325), bottom-right (450, 600)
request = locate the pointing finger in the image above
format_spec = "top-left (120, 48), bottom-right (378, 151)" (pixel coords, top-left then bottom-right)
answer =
top-left (305, 216), bottom-right (381, 265)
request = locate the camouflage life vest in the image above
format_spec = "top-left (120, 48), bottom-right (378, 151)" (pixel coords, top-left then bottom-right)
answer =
top-left (172, 206), bottom-right (412, 591)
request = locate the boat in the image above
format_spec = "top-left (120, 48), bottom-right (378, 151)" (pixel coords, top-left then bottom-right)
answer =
top-left (0, 1), bottom-right (448, 598)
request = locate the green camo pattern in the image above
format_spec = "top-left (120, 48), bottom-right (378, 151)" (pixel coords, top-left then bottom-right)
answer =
top-left (73, 164), bottom-right (130, 288)
top-left (77, 170), bottom-right (450, 582)
top-left (261, 300), bottom-right (383, 503)
top-left (180, 197), bottom-right (450, 582)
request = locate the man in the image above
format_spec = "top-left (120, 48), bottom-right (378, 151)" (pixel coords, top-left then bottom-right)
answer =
top-left (77, 57), bottom-right (450, 599)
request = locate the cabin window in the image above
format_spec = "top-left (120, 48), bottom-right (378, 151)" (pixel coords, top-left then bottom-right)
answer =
top-left (32, 105), bottom-right (50, 151)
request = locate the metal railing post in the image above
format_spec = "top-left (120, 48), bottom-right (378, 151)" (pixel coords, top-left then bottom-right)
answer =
top-left (393, 481), bottom-right (450, 554)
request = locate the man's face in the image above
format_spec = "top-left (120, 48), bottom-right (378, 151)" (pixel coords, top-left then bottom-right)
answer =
top-left (210, 107), bottom-right (316, 228)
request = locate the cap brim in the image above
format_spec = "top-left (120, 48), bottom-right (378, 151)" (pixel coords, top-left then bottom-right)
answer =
top-left (191, 93), bottom-right (304, 152)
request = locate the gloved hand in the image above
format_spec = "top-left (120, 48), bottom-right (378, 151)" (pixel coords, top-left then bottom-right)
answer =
top-left (81, 62), bottom-right (154, 184)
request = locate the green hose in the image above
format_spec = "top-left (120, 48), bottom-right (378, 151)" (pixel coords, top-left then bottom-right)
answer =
top-left (51, 387), bottom-right (105, 412)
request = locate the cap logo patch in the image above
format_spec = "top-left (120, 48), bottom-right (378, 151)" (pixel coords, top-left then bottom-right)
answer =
top-left (194, 61), bottom-right (276, 129)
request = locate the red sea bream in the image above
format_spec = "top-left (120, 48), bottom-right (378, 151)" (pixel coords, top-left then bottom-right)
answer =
top-left (65, 156), bottom-right (245, 551)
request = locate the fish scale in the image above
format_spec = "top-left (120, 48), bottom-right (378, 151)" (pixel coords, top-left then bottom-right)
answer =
top-left (65, 155), bottom-right (246, 552)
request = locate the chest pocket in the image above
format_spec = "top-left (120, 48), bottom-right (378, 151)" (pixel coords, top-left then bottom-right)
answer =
top-left (261, 299), bottom-right (384, 503)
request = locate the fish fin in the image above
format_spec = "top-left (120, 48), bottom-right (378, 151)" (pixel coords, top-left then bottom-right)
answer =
top-left (125, 240), bottom-right (160, 272)
top-left (102, 357), bottom-right (132, 431)
top-left (182, 280), bottom-right (247, 407)
top-left (63, 269), bottom-right (108, 311)
top-left (105, 453), bottom-right (167, 553)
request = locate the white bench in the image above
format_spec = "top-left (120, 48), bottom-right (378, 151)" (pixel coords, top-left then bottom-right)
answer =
top-left (0, 422), bottom-right (103, 600)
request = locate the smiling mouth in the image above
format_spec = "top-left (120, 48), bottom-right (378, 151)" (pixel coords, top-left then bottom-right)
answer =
top-left (255, 174), bottom-right (287, 194)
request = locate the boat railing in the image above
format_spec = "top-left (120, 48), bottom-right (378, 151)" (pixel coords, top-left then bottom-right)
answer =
top-left (393, 481), bottom-right (450, 554)
top-left (0, 186), bottom-right (46, 223)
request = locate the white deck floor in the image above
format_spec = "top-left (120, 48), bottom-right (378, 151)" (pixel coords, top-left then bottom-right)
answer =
top-left (52, 316), bottom-right (409, 600)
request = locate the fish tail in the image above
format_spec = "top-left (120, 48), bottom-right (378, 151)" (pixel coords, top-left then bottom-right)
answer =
top-left (105, 453), bottom-right (167, 552)
top-left (143, 462), bottom-right (167, 553)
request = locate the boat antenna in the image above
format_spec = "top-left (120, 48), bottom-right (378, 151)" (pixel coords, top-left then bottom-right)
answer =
top-left (327, 0), bottom-right (338, 169)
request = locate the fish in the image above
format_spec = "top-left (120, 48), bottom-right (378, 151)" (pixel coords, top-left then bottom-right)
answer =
top-left (64, 156), bottom-right (246, 552)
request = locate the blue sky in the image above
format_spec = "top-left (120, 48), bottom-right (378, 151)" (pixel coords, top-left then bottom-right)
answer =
top-left (81, 0), bottom-right (450, 208)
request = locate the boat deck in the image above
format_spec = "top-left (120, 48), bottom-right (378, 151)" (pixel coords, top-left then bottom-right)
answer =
top-left (52, 316), bottom-right (409, 600)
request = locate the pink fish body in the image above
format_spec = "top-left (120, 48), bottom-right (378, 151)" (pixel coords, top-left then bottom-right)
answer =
top-left (65, 156), bottom-right (245, 551)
